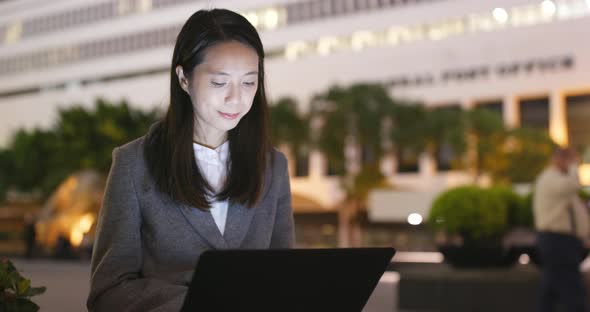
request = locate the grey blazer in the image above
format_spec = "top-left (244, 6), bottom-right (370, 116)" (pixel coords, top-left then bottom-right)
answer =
top-left (87, 135), bottom-right (294, 312)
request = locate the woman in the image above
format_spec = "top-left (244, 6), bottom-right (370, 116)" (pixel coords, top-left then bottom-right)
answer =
top-left (87, 9), bottom-right (294, 311)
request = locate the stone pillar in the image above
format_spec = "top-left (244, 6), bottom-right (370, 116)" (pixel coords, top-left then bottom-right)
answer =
top-left (503, 95), bottom-right (520, 129)
top-left (419, 152), bottom-right (437, 177)
top-left (308, 149), bottom-right (325, 180)
top-left (549, 90), bottom-right (568, 146)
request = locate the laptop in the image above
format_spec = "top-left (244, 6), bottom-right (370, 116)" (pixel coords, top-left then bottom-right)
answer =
top-left (181, 247), bottom-right (396, 312)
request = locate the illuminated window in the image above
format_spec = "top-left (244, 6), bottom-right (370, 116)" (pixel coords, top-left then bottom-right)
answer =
top-left (118, 0), bottom-right (131, 16)
top-left (262, 8), bottom-right (281, 30)
top-left (351, 31), bottom-right (378, 51)
top-left (520, 97), bottom-right (550, 131)
top-left (317, 36), bottom-right (341, 56)
top-left (567, 94), bottom-right (590, 152)
top-left (5, 20), bottom-right (22, 44)
top-left (138, 0), bottom-right (153, 13)
top-left (285, 41), bottom-right (310, 61)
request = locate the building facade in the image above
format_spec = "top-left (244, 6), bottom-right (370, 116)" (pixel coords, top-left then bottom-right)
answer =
top-left (1, 0), bottom-right (590, 246)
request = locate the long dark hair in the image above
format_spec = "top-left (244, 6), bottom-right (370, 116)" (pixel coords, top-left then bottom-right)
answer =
top-left (144, 9), bottom-right (271, 209)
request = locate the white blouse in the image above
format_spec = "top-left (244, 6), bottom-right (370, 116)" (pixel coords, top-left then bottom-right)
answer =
top-left (192, 141), bottom-right (229, 235)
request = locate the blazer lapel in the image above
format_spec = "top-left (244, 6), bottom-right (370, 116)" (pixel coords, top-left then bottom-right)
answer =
top-left (223, 200), bottom-right (255, 249)
top-left (178, 205), bottom-right (228, 249)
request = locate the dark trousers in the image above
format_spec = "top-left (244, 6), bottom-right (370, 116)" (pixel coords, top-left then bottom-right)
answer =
top-left (537, 232), bottom-right (589, 312)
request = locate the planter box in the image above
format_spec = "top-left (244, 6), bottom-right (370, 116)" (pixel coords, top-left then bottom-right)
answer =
top-left (398, 264), bottom-right (539, 311)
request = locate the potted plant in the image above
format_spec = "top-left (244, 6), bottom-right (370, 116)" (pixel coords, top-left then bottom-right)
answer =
top-left (0, 258), bottom-right (46, 312)
top-left (428, 186), bottom-right (513, 267)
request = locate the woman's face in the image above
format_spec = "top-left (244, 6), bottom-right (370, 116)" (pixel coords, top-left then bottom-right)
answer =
top-left (177, 40), bottom-right (259, 144)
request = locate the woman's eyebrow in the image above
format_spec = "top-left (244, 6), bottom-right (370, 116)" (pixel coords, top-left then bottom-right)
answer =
top-left (209, 71), bottom-right (258, 76)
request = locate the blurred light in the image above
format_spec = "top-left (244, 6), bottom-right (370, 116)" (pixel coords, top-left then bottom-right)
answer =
top-left (117, 0), bottom-right (131, 15)
top-left (285, 41), bottom-right (308, 61)
top-left (407, 213), bottom-right (423, 225)
top-left (394, 251), bottom-right (443, 263)
top-left (380, 272), bottom-right (400, 283)
top-left (493, 8), bottom-right (509, 24)
top-left (587, 0), bottom-right (590, 8)
top-left (518, 253), bottom-right (530, 265)
top-left (317, 36), bottom-right (339, 56)
top-left (244, 12), bottom-right (259, 28)
top-left (5, 20), bottom-right (22, 44)
top-left (385, 27), bottom-right (401, 46)
top-left (263, 8), bottom-right (279, 30)
top-left (138, 0), bottom-right (152, 13)
top-left (70, 213), bottom-right (95, 247)
top-left (541, 0), bottom-right (556, 16)
top-left (579, 164), bottom-right (590, 186)
top-left (351, 31), bottom-right (377, 51)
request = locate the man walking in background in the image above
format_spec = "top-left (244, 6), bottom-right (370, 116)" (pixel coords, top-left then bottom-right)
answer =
top-left (534, 147), bottom-right (590, 312)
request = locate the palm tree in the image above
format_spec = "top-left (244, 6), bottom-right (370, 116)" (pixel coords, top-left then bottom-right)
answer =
top-left (269, 97), bottom-right (309, 169)
top-left (312, 83), bottom-right (394, 247)
top-left (391, 104), bottom-right (466, 172)
top-left (463, 108), bottom-right (507, 183)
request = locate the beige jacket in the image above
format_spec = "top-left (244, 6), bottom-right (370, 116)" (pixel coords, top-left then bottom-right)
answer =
top-left (533, 166), bottom-right (590, 239)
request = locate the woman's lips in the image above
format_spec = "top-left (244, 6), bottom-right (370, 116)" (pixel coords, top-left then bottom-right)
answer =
top-left (219, 111), bottom-right (240, 120)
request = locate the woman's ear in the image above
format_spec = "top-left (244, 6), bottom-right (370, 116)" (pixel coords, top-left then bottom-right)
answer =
top-left (175, 65), bottom-right (190, 94)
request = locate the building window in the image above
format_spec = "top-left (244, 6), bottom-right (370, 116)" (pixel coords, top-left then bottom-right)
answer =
top-left (295, 149), bottom-right (310, 177)
top-left (476, 100), bottom-right (503, 117)
top-left (566, 94), bottom-right (590, 152)
top-left (396, 146), bottom-right (419, 173)
top-left (520, 97), bottom-right (549, 130)
top-left (434, 105), bottom-right (462, 171)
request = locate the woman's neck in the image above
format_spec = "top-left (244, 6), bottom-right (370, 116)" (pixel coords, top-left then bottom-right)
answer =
top-left (193, 129), bottom-right (227, 149)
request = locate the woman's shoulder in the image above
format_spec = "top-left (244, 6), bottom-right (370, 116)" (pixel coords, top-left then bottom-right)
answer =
top-left (114, 122), bottom-right (159, 161)
top-left (269, 148), bottom-right (287, 172)
top-left (114, 136), bottom-right (146, 161)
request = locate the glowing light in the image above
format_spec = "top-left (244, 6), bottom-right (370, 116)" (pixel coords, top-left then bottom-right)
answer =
top-left (351, 31), bottom-right (377, 51)
top-left (407, 213), bottom-right (423, 225)
top-left (70, 213), bottom-right (95, 247)
top-left (117, 0), bottom-right (130, 15)
top-left (541, 0), bottom-right (556, 16)
top-left (285, 41), bottom-right (308, 61)
top-left (518, 254), bottom-right (530, 265)
top-left (493, 8), bottom-right (509, 24)
top-left (5, 20), bottom-right (22, 44)
top-left (317, 37), bottom-right (339, 56)
top-left (244, 12), bottom-right (259, 28)
top-left (579, 164), bottom-right (590, 186)
top-left (138, 0), bottom-right (152, 13)
top-left (263, 9), bottom-right (279, 30)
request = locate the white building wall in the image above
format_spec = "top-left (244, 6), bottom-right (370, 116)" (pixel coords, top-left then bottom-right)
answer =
top-left (1, 0), bottom-right (590, 207)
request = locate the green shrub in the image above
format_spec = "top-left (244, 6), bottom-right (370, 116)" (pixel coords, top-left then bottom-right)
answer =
top-left (428, 186), bottom-right (509, 241)
top-left (489, 186), bottom-right (531, 228)
top-left (0, 258), bottom-right (46, 312)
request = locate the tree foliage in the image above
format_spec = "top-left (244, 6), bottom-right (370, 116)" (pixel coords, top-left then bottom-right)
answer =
top-left (0, 98), bottom-right (159, 201)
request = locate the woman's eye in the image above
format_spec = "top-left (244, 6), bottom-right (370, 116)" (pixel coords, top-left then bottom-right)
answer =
top-left (211, 82), bottom-right (226, 87)
top-left (243, 81), bottom-right (256, 86)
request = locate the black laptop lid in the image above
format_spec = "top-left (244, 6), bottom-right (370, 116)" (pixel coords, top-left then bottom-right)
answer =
top-left (181, 247), bottom-right (395, 312)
